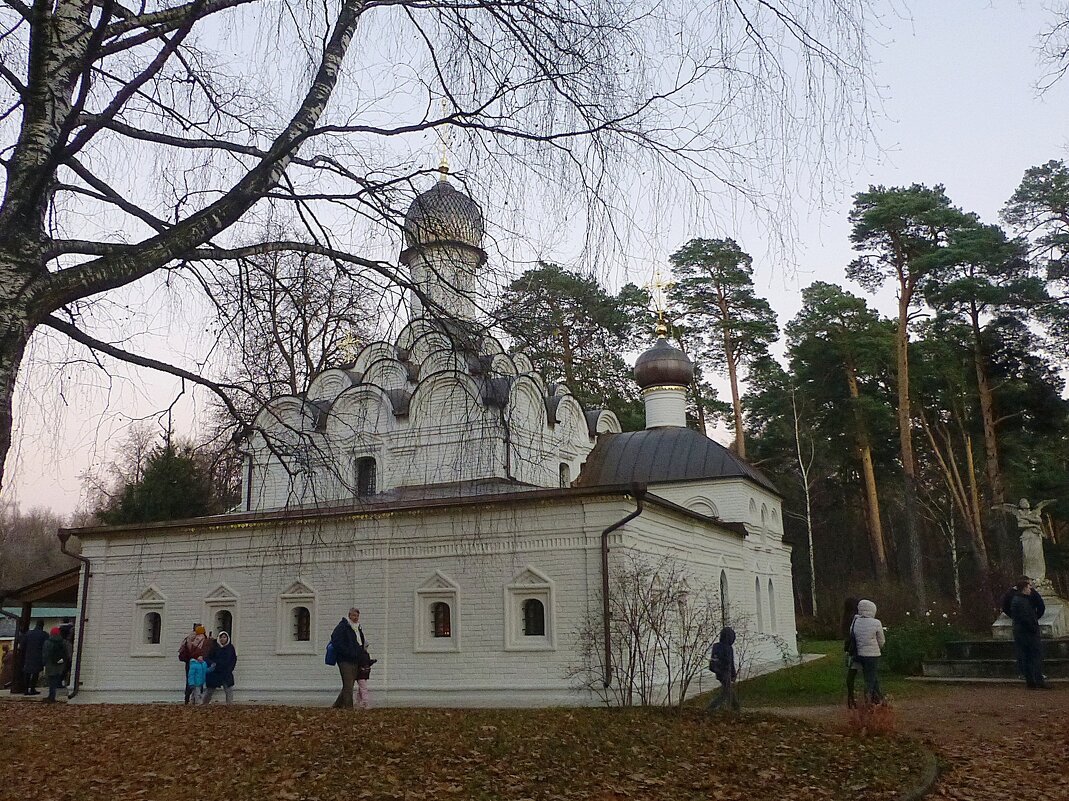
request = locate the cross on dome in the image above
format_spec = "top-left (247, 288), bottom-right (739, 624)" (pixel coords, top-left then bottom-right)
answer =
top-left (644, 268), bottom-right (675, 337)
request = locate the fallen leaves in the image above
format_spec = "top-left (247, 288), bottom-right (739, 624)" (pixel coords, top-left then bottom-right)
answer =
top-left (0, 703), bottom-right (929, 801)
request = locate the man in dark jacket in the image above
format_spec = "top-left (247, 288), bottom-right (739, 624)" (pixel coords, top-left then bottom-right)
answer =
top-left (19, 621), bottom-right (48, 696)
top-left (1006, 576), bottom-right (1047, 689)
top-left (41, 627), bottom-right (72, 703)
top-left (330, 607), bottom-right (366, 708)
top-left (706, 627), bottom-right (740, 713)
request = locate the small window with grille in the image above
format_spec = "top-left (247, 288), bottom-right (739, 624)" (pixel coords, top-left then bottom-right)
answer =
top-left (292, 606), bottom-right (311, 641)
top-left (356, 456), bottom-right (377, 497)
top-left (431, 601), bottom-right (451, 638)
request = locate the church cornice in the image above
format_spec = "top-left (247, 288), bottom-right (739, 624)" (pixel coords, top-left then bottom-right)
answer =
top-left (64, 484), bottom-right (739, 542)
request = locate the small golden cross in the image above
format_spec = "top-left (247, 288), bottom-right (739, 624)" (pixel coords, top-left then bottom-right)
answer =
top-left (437, 96), bottom-right (453, 180)
top-left (337, 330), bottom-right (363, 364)
top-left (644, 269), bottom-right (675, 337)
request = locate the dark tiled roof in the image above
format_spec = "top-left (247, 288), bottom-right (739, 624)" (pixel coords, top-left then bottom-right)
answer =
top-left (575, 427), bottom-right (778, 494)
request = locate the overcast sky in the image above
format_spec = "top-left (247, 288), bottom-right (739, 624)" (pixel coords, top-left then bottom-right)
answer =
top-left (3, 1), bottom-right (1068, 518)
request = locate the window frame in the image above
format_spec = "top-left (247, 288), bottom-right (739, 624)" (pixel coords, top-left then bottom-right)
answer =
top-left (276, 580), bottom-right (317, 655)
top-left (504, 567), bottom-right (555, 652)
top-left (203, 584), bottom-right (239, 643)
top-left (131, 586), bottom-right (167, 657)
top-left (414, 571), bottom-right (461, 653)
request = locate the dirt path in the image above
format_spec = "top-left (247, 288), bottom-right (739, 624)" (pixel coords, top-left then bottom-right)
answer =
top-left (769, 685), bottom-right (1069, 798)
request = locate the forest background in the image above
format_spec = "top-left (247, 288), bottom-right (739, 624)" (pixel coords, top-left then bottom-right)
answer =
top-left (1, 2), bottom-right (1068, 634)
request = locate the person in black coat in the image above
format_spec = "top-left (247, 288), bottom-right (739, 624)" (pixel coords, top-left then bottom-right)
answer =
top-left (330, 608), bottom-right (366, 708)
top-left (19, 621), bottom-right (48, 695)
top-left (1006, 576), bottom-right (1048, 689)
top-left (203, 631), bottom-right (237, 705)
top-left (706, 627), bottom-right (739, 713)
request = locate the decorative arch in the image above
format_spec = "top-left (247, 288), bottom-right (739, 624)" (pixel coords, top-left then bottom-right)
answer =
top-left (307, 368), bottom-right (361, 401)
top-left (327, 384), bottom-right (397, 439)
top-left (408, 370), bottom-right (486, 428)
top-left (512, 352), bottom-right (536, 376)
top-left (352, 339), bottom-right (396, 372)
top-left (507, 374), bottom-right (551, 431)
top-left (362, 357), bottom-right (414, 392)
top-left (405, 330), bottom-right (456, 366)
top-left (554, 394), bottom-right (588, 445)
top-left (684, 495), bottom-right (719, 518)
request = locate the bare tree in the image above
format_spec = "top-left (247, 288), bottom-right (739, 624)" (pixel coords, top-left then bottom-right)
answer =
top-left (0, 0), bottom-right (875, 494)
top-left (569, 552), bottom-right (722, 708)
top-left (0, 501), bottom-right (78, 591)
top-left (1038, 5), bottom-right (1069, 90)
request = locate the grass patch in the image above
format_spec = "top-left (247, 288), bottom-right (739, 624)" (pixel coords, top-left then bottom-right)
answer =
top-left (2, 701), bottom-right (931, 800)
top-left (734, 640), bottom-right (938, 708)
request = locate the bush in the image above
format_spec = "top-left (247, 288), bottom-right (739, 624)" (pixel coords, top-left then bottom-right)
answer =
top-left (845, 699), bottom-right (897, 736)
top-left (882, 617), bottom-right (967, 676)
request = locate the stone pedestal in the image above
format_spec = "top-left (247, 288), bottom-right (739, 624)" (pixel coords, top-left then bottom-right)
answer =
top-left (992, 589), bottom-right (1069, 640)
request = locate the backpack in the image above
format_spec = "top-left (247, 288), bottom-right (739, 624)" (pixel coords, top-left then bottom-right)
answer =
top-left (324, 641), bottom-right (337, 666)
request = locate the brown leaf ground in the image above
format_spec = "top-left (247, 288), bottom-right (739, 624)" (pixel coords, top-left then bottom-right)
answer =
top-left (769, 684), bottom-right (1069, 799)
top-left (0, 702), bottom-right (927, 801)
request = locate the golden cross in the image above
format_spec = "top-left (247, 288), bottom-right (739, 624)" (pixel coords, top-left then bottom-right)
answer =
top-left (436, 96), bottom-right (453, 180)
top-left (644, 269), bottom-right (675, 337)
top-left (337, 330), bottom-right (363, 364)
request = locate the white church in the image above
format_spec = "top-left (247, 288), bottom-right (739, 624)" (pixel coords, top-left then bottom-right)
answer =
top-left (65, 176), bottom-right (797, 705)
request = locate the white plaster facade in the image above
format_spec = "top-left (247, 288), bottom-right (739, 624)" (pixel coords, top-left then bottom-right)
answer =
top-left (64, 177), bottom-right (797, 706)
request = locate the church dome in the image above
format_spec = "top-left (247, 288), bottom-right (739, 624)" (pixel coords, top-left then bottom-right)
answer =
top-left (634, 337), bottom-right (694, 389)
top-left (403, 180), bottom-right (484, 249)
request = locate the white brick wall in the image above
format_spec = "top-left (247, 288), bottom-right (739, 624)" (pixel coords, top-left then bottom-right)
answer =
top-left (72, 488), bottom-right (797, 706)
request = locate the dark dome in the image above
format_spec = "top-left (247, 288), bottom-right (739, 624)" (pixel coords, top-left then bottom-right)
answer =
top-left (634, 337), bottom-right (694, 389)
top-left (575, 427), bottom-right (778, 493)
top-left (403, 180), bottom-right (484, 249)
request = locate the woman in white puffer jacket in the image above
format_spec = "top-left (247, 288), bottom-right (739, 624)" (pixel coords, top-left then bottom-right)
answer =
top-left (850, 599), bottom-right (886, 703)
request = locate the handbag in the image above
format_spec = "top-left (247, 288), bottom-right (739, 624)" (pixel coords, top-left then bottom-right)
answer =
top-left (324, 641), bottom-right (337, 666)
top-left (845, 619), bottom-right (859, 659)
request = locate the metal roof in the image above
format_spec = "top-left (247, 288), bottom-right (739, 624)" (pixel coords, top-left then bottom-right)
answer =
top-left (575, 427), bottom-right (779, 494)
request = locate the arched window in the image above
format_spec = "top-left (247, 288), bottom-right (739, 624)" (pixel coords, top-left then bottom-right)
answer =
top-left (292, 606), bottom-right (311, 642)
top-left (755, 576), bottom-right (765, 632)
top-left (559, 462), bottom-right (571, 488)
top-left (523, 599), bottom-right (546, 636)
top-left (719, 570), bottom-right (729, 628)
top-left (767, 579), bottom-right (777, 633)
top-left (133, 586), bottom-right (166, 656)
top-left (143, 612), bottom-right (161, 645)
top-left (278, 580), bottom-right (315, 654)
top-left (214, 609), bottom-right (233, 638)
top-left (356, 456), bottom-right (377, 497)
top-left (431, 601), bottom-right (451, 638)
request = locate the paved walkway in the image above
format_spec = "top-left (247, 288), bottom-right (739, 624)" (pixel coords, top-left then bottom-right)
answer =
top-left (768, 684), bottom-right (1069, 798)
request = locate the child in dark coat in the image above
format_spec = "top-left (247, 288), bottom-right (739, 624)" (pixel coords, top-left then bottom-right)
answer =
top-left (706, 627), bottom-right (739, 713)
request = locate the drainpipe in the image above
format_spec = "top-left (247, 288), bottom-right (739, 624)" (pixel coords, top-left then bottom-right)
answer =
top-left (57, 530), bottom-right (90, 700)
top-left (600, 485), bottom-right (646, 688)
